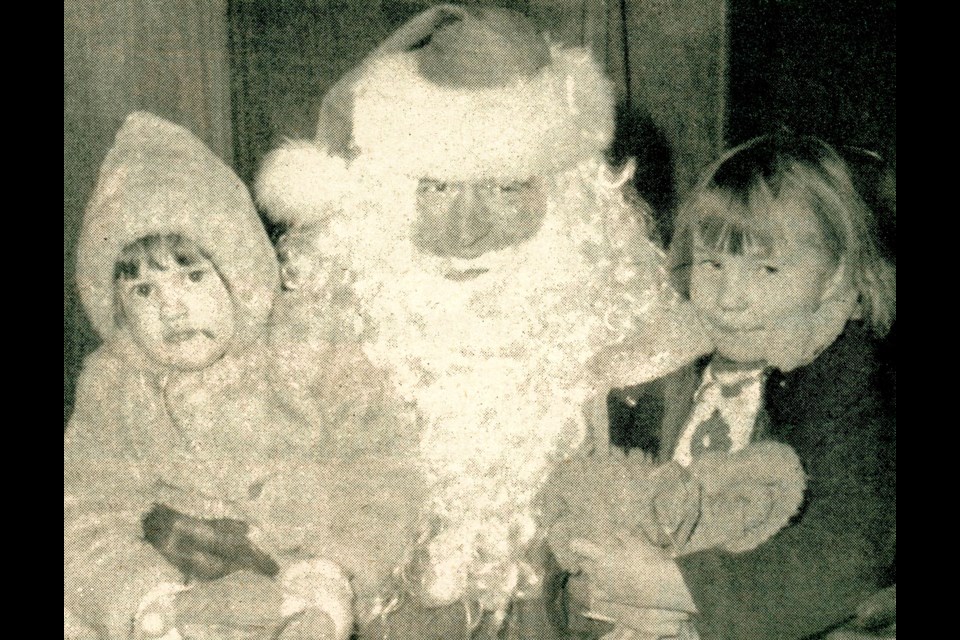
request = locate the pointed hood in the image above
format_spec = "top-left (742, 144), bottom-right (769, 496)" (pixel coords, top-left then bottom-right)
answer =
top-left (77, 112), bottom-right (279, 349)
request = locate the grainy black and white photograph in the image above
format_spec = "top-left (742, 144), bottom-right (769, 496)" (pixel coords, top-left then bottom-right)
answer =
top-left (64, 2), bottom-right (896, 639)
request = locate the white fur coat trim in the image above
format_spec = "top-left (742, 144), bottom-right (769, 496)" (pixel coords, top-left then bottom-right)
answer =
top-left (349, 45), bottom-right (613, 182)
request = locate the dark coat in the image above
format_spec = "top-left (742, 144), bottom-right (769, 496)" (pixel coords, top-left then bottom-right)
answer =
top-left (607, 322), bottom-right (896, 640)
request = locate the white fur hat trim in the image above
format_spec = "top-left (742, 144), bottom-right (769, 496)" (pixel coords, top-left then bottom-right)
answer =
top-left (255, 139), bottom-right (353, 226)
top-left (350, 46), bottom-right (613, 182)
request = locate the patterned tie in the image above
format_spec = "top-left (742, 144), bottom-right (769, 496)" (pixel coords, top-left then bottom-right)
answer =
top-left (688, 408), bottom-right (733, 457)
top-left (674, 362), bottom-right (767, 466)
top-left (688, 364), bottom-right (764, 457)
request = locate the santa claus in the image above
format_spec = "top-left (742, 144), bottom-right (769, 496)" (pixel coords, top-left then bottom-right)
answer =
top-left (257, 5), bottom-right (710, 637)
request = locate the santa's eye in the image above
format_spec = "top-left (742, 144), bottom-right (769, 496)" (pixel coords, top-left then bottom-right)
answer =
top-left (495, 181), bottom-right (527, 194)
top-left (419, 180), bottom-right (450, 194)
top-left (762, 265), bottom-right (780, 275)
top-left (187, 269), bottom-right (205, 283)
top-left (133, 283), bottom-right (152, 297)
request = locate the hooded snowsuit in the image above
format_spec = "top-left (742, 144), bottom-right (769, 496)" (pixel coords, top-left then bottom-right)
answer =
top-left (64, 113), bottom-right (350, 639)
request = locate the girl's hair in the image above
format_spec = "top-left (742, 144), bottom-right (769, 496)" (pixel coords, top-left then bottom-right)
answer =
top-left (669, 132), bottom-right (896, 336)
top-left (113, 233), bottom-right (208, 281)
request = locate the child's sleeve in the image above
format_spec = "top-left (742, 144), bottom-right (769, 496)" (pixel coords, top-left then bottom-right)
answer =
top-left (676, 401), bottom-right (896, 638)
top-left (64, 353), bottom-right (181, 637)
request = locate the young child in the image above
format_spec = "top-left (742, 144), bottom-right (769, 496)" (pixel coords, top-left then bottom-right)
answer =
top-left (599, 132), bottom-right (896, 639)
top-left (64, 113), bottom-right (354, 640)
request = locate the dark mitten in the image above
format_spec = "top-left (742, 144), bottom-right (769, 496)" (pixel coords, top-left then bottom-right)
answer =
top-left (142, 503), bottom-right (279, 581)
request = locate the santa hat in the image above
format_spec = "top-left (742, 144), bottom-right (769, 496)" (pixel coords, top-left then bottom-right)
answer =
top-left (256, 4), bottom-right (615, 226)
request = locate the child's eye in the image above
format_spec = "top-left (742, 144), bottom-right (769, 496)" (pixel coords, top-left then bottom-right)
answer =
top-left (762, 265), bottom-right (780, 275)
top-left (698, 259), bottom-right (722, 270)
top-left (187, 269), bottom-right (205, 283)
top-left (133, 283), bottom-right (152, 297)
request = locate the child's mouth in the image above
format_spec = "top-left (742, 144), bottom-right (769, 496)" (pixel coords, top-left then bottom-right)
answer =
top-left (164, 329), bottom-right (214, 343)
top-left (709, 319), bottom-right (764, 335)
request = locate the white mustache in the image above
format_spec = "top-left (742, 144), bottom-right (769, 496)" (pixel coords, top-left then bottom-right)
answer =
top-left (163, 329), bottom-right (215, 343)
top-left (444, 268), bottom-right (489, 281)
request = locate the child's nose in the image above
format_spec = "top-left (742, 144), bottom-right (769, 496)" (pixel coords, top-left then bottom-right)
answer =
top-left (158, 289), bottom-right (187, 319)
top-left (718, 265), bottom-right (749, 311)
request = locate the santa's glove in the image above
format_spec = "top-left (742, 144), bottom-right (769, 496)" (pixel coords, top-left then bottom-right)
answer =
top-left (279, 559), bottom-right (354, 640)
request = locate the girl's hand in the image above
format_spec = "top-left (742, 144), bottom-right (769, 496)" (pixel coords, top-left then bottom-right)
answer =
top-left (826, 585), bottom-right (896, 640)
top-left (275, 609), bottom-right (338, 640)
top-left (132, 583), bottom-right (184, 640)
top-left (597, 612), bottom-right (693, 640)
top-left (599, 615), bottom-right (700, 640)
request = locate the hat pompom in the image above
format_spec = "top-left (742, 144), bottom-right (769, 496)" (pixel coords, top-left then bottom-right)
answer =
top-left (255, 139), bottom-right (352, 226)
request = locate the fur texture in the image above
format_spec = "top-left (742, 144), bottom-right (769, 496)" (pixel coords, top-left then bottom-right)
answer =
top-left (351, 46), bottom-right (614, 181)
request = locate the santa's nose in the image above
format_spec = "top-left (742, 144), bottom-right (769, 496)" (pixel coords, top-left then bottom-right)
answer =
top-left (446, 186), bottom-right (493, 257)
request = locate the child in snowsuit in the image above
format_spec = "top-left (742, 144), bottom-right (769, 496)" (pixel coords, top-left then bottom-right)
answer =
top-left (64, 112), bottom-right (354, 640)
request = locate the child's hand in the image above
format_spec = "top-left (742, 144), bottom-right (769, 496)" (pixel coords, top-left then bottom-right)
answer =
top-left (132, 583), bottom-right (184, 640)
top-left (276, 609), bottom-right (338, 640)
top-left (826, 585), bottom-right (896, 640)
top-left (280, 559), bottom-right (354, 640)
top-left (597, 615), bottom-right (695, 640)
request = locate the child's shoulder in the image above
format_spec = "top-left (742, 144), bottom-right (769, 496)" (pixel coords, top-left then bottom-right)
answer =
top-left (76, 342), bottom-right (132, 384)
top-left (775, 322), bottom-right (883, 395)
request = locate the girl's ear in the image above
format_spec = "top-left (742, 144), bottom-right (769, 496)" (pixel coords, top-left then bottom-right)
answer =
top-left (819, 259), bottom-right (851, 304)
top-left (820, 260), bottom-right (865, 320)
top-left (799, 259), bottom-right (858, 364)
top-left (766, 259), bottom-right (858, 372)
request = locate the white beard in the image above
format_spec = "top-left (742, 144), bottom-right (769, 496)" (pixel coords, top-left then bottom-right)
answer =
top-left (308, 158), bottom-right (669, 607)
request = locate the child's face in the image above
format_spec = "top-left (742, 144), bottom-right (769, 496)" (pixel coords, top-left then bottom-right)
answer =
top-left (689, 203), bottom-right (837, 365)
top-left (118, 256), bottom-right (235, 371)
